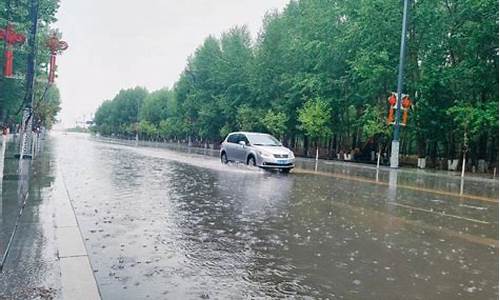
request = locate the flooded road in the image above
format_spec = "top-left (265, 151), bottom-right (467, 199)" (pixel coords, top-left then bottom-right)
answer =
top-left (39, 133), bottom-right (500, 298)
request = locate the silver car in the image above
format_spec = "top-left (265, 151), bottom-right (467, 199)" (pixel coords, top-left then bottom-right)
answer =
top-left (220, 132), bottom-right (295, 172)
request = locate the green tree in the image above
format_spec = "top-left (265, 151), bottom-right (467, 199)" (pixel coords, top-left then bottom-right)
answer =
top-left (447, 103), bottom-right (497, 159)
top-left (175, 35), bottom-right (224, 142)
top-left (140, 88), bottom-right (174, 126)
top-left (236, 105), bottom-right (264, 132)
top-left (93, 87), bottom-right (148, 136)
top-left (0, 0), bottom-right (62, 128)
top-left (34, 85), bottom-right (61, 129)
top-left (138, 120), bottom-right (158, 140)
top-left (91, 0), bottom-right (499, 170)
top-left (298, 98), bottom-right (332, 158)
top-left (262, 110), bottom-right (288, 139)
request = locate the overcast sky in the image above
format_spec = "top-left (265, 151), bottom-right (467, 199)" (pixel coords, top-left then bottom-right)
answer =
top-left (55, 0), bottom-right (289, 127)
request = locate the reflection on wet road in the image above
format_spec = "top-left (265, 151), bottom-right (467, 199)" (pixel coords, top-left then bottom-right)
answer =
top-left (55, 133), bottom-right (498, 299)
top-left (1, 136), bottom-right (62, 299)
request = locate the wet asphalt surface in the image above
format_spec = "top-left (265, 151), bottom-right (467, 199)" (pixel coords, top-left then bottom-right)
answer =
top-left (2, 133), bottom-right (499, 299)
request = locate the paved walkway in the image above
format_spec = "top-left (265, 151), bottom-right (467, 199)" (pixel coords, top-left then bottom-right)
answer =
top-left (0, 135), bottom-right (100, 300)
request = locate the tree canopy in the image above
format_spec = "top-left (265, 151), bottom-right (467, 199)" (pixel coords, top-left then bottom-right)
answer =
top-left (93, 0), bottom-right (498, 168)
top-left (0, 0), bottom-right (63, 129)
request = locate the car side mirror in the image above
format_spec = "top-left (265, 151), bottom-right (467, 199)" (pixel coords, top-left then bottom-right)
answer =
top-left (239, 141), bottom-right (246, 146)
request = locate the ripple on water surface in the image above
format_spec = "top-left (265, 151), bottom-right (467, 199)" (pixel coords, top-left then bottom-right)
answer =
top-left (55, 135), bottom-right (499, 300)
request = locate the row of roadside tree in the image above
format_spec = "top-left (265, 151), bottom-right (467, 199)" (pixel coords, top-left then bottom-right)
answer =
top-left (0, 0), bottom-right (62, 131)
top-left (93, 0), bottom-right (498, 171)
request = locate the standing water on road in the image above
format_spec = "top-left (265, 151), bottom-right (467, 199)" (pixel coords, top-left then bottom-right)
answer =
top-left (48, 133), bottom-right (498, 299)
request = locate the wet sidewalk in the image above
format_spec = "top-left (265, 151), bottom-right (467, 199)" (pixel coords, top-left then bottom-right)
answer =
top-left (0, 135), bottom-right (100, 300)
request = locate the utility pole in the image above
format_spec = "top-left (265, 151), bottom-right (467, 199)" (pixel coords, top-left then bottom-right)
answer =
top-left (135, 99), bottom-right (139, 146)
top-left (19, 0), bottom-right (39, 159)
top-left (390, 0), bottom-right (410, 169)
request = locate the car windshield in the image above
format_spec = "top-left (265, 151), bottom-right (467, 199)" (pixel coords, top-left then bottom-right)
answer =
top-left (246, 134), bottom-right (281, 146)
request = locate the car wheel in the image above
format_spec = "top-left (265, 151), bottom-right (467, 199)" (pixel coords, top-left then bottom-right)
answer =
top-left (221, 152), bottom-right (228, 164)
top-left (281, 168), bottom-right (291, 174)
top-left (247, 156), bottom-right (256, 167)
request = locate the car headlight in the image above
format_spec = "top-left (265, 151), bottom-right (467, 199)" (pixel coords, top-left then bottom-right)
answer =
top-left (289, 151), bottom-right (295, 159)
top-left (258, 151), bottom-right (272, 158)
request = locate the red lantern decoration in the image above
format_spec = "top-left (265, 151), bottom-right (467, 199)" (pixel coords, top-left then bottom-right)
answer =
top-left (401, 96), bottom-right (412, 126)
top-left (387, 94), bottom-right (397, 124)
top-left (46, 33), bottom-right (68, 84)
top-left (0, 24), bottom-right (26, 77)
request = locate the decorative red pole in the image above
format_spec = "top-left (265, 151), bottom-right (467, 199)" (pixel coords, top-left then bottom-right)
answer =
top-left (0, 24), bottom-right (26, 77)
top-left (46, 33), bottom-right (68, 84)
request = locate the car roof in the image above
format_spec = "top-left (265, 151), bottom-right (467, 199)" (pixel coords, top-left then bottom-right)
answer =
top-left (228, 131), bottom-right (269, 136)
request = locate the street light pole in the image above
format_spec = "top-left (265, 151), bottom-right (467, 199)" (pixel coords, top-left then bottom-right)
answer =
top-left (135, 98), bottom-right (140, 146)
top-left (19, 0), bottom-right (39, 159)
top-left (390, 0), bottom-right (410, 169)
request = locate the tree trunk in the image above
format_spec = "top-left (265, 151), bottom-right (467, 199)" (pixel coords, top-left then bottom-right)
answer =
top-left (352, 130), bottom-right (358, 150)
top-left (302, 136), bottom-right (308, 157)
top-left (477, 132), bottom-right (488, 160)
top-left (282, 134), bottom-right (289, 147)
top-left (333, 134), bottom-right (338, 155)
top-left (328, 136), bottom-right (334, 159)
top-left (416, 134), bottom-right (426, 158)
top-left (461, 130), bottom-right (468, 177)
top-left (448, 132), bottom-right (456, 159)
top-left (430, 141), bottom-right (438, 168)
top-left (315, 139), bottom-right (320, 161)
top-left (489, 132), bottom-right (498, 165)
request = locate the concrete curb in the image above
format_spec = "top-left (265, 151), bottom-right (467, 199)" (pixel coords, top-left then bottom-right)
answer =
top-left (55, 170), bottom-right (101, 300)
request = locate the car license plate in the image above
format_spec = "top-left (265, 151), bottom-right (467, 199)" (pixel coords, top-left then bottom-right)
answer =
top-left (277, 160), bottom-right (288, 164)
